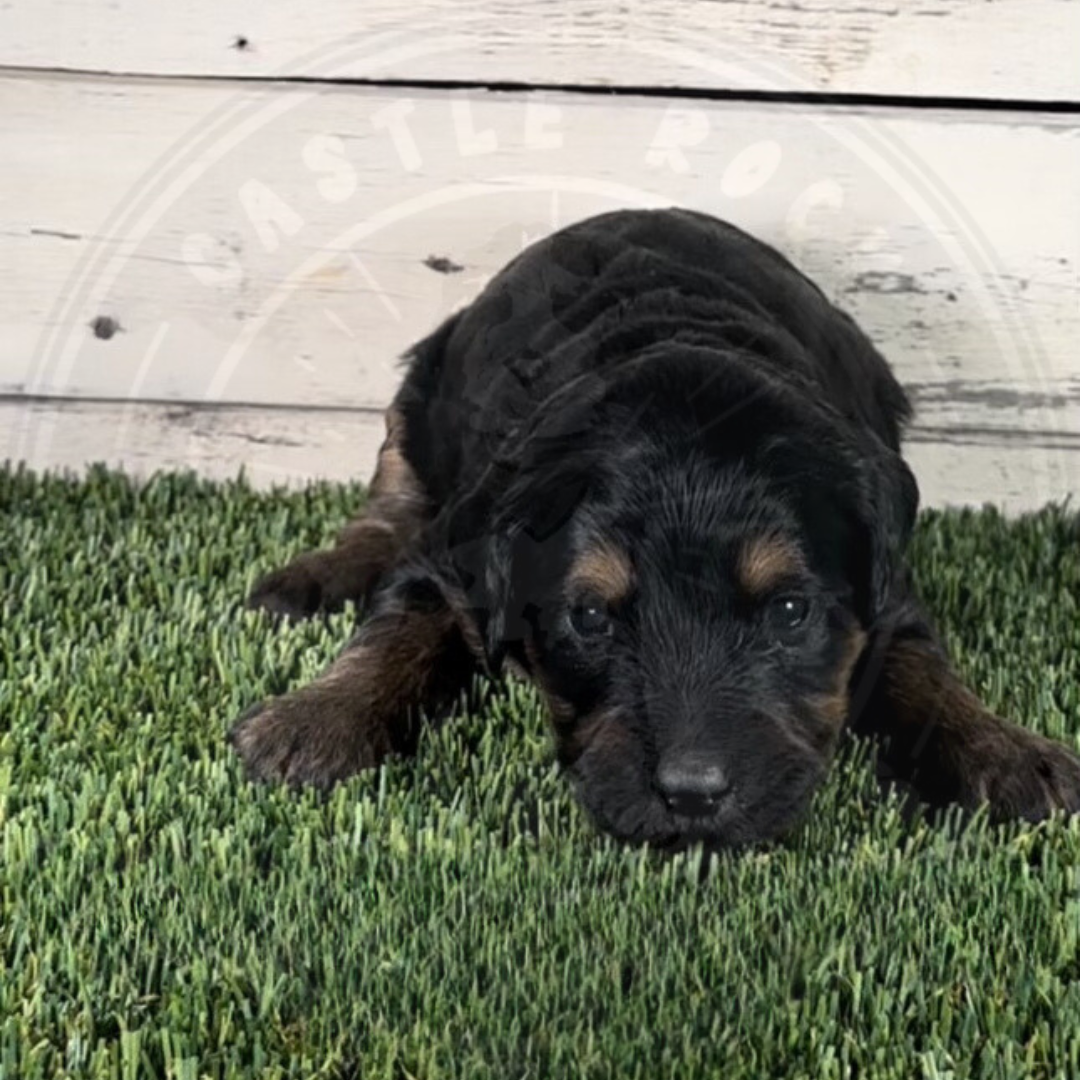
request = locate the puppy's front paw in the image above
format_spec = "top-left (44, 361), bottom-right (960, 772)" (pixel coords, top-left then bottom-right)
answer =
top-left (957, 721), bottom-right (1080, 823)
top-left (246, 552), bottom-right (336, 620)
top-left (227, 692), bottom-right (390, 787)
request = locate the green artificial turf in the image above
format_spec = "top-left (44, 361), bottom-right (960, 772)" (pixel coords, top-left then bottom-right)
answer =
top-left (3, 465), bottom-right (1080, 1080)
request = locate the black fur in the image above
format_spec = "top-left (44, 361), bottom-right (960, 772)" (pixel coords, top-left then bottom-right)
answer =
top-left (233, 208), bottom-right (1080, 848)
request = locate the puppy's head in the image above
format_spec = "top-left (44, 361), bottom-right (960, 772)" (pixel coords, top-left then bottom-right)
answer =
top-left (453, 353), bottom-right (915, 849)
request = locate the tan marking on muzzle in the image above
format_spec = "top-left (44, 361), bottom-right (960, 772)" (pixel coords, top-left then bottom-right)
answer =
top-left (563, 708), bottom-right (628, 765)
top-left (809, 626), bottom-right (869, 729)
top-left (524, 638), bottom-right (576, 729)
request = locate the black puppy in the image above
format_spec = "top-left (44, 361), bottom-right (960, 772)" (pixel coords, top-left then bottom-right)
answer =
top-left (230, 208), bottom-right (1080, 848)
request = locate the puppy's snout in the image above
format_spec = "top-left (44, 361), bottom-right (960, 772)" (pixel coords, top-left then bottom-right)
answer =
top-left (656, 753), bottom-right (732, 818)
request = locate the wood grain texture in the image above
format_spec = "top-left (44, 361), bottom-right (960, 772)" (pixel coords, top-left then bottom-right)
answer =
top-left (1, 398), bottom-right (387, 488)
top-left (1, 71), bottom-right (1078, 507)
top-left (4, 397), bottom-right (1077, 513)
top-left (0, 0), bottom-right (1077, 102)
top-left (2, 74), bottom-right (1076, 404)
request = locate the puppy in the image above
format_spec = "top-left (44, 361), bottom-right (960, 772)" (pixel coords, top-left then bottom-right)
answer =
top-left (229, 208), bottom-right (1080, 848)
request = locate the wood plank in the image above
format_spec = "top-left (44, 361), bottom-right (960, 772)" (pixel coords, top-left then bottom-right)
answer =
top-left (903, 436), bottom-right (1080, 513)
top-left (1, 398), bottom-right (388, 488)
top-left (0, 0), bottom-right (1077, 102)
top-left (4, 397), bottom-right (1077, 513)
top-left (2, 72), bottom-right (1077, 426)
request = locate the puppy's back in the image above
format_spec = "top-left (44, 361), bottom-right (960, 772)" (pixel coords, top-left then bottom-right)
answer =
top-left (397, 209), bottom-right (910, 501)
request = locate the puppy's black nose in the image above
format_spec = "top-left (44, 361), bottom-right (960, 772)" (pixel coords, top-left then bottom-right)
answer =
top-left (657, 755), bottom-right (732, 817)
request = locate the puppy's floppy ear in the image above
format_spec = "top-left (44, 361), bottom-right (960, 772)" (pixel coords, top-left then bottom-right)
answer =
top-left (441, 477), bottom-right (507, 670)
top-left (445, 376), bottom-right (612, 666)
top-left (759, 424), bottom-right (917, 626)
top-left (443, 450), bottom-right (595, 668)
top-left (851, 438), bottom-right (919, 623)
top-left (488, 469), bottom-right (589, 653)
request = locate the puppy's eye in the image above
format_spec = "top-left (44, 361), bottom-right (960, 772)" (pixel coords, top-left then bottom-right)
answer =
top-left (569, 599), bottom-right (613, 638)
top-left (764, 594), bottom-right (811, 639)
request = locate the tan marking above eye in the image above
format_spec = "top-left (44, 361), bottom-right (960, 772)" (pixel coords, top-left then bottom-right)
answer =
top-left (566, 542), bottom-right (634, 605)
top-left (737, 535), bottom-right (807, 596)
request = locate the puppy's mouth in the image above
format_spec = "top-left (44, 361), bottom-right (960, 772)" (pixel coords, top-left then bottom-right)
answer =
top-left (654, 801), bottom-right (754, 850)
top-left (661, 765), bottom-right (825, 851)
top-left (569, 776), bottom-right (755, 849)
top-left (561, 709), bottom-right (824, 849)
top-left (650, 797), bottom-right (811, 852)
top-left (569, 766), bottom-right (821, 850)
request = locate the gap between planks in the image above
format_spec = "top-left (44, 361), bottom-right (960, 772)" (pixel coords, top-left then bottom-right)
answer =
top-left (4, 397), bottom-right (1079, 512)
top-left (1, 0), bottom-right (1078, 102)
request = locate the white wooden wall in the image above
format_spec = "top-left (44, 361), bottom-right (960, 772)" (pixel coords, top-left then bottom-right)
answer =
top-left (1, 1), bottom-right (1078, 510)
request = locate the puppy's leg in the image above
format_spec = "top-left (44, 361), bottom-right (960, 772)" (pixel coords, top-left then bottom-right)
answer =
top-left (230, 572), bottom-right (482, 786)
top-left (852, 617), bottom-right (1080, 822)
top-left (247, 408), bottom-right (428, 619)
